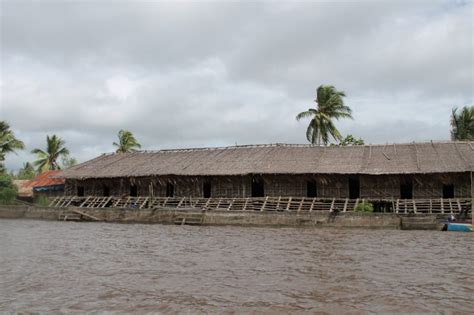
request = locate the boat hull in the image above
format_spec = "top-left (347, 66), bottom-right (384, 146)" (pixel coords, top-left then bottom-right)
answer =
top-left (445, 223), bottom-right (473, 232)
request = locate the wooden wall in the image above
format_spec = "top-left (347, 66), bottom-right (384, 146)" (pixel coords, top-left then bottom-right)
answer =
top-left (64, 172), bottom-right (471, 199)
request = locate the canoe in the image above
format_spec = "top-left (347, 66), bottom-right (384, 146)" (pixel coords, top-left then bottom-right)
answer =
top-left (443, 223), bottom-right (473, 232)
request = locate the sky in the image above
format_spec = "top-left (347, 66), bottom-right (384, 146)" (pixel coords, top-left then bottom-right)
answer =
top-left (1, 0), bottom-right (473, 171)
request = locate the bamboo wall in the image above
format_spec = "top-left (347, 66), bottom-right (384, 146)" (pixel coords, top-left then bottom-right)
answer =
top-left (64, 173), bottom-right (471, 199)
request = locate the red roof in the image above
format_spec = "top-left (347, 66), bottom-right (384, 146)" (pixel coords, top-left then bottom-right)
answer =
top-left (22, 170), bottom-right (65, 189)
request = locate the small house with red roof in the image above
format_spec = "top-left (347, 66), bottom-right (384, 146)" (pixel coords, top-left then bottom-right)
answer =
top-left (22, 170), bottom-right (65, 199)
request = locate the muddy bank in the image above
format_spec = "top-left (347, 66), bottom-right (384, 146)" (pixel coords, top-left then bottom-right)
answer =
top-left (2, 205), bottom-right (460, 229)
top-left (0, 205), bottom-right (413, 229)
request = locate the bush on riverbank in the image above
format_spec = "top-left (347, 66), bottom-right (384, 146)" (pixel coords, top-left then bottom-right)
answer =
top-left (354, 201), bottom-right (374, 213)
top-left (0, 173), bottom-right (17, 205)
top-left (35, 195), bottom-right (50, 207)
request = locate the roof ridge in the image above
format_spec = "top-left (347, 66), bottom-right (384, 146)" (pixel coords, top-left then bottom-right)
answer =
top-left (121, 140), bottom-right (474, 154)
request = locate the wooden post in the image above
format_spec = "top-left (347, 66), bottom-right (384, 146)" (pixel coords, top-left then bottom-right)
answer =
top-left (471, 171), bottom-right (473, 224)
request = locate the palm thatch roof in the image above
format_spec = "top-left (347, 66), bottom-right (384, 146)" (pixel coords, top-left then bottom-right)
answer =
top-left (59, 141), bottom-right (474, 179)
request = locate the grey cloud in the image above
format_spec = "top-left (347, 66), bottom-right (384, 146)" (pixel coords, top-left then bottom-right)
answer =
top-left (0, 0), bottom-right (472, 171)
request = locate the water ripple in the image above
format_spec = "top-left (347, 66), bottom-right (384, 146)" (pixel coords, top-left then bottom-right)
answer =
top-left (0, 220), bottom-right (473, 313)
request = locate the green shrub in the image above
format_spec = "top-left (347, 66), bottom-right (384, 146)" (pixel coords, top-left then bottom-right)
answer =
top-left (35, 195), bottom-right (51, 207)
top-left (0, 173), bottom-right (17, 205)
top-left (354, 201), bottom-right (374, 213)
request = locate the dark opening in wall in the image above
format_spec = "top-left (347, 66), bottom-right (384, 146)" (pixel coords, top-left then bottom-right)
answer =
top-left (130, 184), bottom-right (138, 197)
top-left (400, 177), bottom-right (413, 199)
top-left (203, 181), bottom-right (212, 198)
top-left (442, 184), bottom-right (454, 199)
top-left (349, 176), bottom-right (360, 199)
top-left (166, 183), bottom-right (174, 197)
top-left (103, 185), bottom-right (110, 197)
top-left (307, 180), bottom-right (317, 197)
top-left (251, 175), bottom-right (265, 197)
top-left (77, 186), bottom-right (84, 197)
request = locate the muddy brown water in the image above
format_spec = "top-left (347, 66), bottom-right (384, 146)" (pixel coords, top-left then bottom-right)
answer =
top-left (0, 219), bottom-right (473, 314)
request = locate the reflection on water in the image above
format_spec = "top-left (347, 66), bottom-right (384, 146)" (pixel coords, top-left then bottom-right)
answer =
top-left (0, 220), bottom-right (473, 313)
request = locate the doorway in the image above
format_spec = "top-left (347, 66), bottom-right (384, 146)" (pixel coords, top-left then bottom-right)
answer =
top-left (166, 182), bottom-right (175, 197)
top-left (307, 180), bottom-right (317, 197)
top-left (251, 176), bottom-right (265, 197)
top-left (203, 181), bottom-right (212, 198)
top-left (442, 184), bottom-right (454, 199)
top-left (102, 185), bottom-right (110, 197)
top-left (400, 177), bottom-right (413, 199)
top-left (349, 176), bottom-right (360, 199)
top-left (130, 184), bottom-right (138, 197)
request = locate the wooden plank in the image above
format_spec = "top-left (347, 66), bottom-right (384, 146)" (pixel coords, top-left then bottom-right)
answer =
top-left (243, 198), bottom-right (249, 211)
top-left (71, 209), bottom-right (101, 221)
top-left (286, 197), bottom-right (292, 211)
top-left (177, 197), bottom-right (185, 208)
top-left (261, 196), bottom-right (268, 211)
top-left (471, 171), bottom-right (474, 225)
top-left (309, 198), bottom-right (315, 212)
top-left (343, 198), bottom-right (348, 212)
top-left (297, 198), bottom-right (304, 213)
top-left (227, 198), bottom-right (235, 211)
top-left (276, 196), bottom-right (281, 211)
top-left (139, 197), bottom-right (149, 209)
top-left (49, 196), bottom-right (59, 207)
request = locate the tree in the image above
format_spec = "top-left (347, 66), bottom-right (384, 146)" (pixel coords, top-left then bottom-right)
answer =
top-left (0, 121), bottom-right (25, 172)
top-left (296, 85), bottom-right (353, 145)
top-left (0, 173), bottom-right (17, 205)
top-left (17, 162), bottom-right (36, 180)
top-left (113, 129), bottom-right (141, 153)
top-left (61, 154), bottom-right (78, 169)
top-left (339, 134), bottom-right (364, 146)
top-left (31, 135), bottom-right (70, 173)
top-left (451, 106), bottom-right (474, 141)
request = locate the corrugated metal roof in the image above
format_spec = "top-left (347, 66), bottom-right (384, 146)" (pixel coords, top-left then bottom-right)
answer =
top-left (59, 141), bottom-right (474, 179)
top-left (23, 170), bottom-right (65, 189)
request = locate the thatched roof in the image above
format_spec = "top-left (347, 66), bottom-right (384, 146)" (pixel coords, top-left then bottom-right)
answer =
top-left (13, 180), bottom-right (33, 197)
top-left (59, 141), bottom-right (474, 179)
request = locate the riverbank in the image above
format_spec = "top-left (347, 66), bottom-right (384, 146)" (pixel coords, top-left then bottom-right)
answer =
top-left (0, 205), bottom-right (457, 230)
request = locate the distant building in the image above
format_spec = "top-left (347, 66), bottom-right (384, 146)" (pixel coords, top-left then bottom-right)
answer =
top-left (23, 170), bottom-right (65, 199)
top-left (59, 142), bottom-right (473, 206)
top-left (13, 180), bottom-right (34, 201)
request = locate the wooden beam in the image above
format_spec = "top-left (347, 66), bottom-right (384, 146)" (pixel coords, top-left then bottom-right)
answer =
top-left (286, 197), bottom-right (292, 211)
top-left (343, 198), bottom-right (348, 212)
top-left (471, 171), bottom-right (473, 224)
top-left (72, 209), bottom-right (101, 221)
top-left (261, 196), bottom-right (268, 211)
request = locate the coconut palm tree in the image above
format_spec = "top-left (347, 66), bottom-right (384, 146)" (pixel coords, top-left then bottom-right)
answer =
top-left (31, 135), bottom-right (70, 173)
top-left (17, 162), bottom-right (36, 179)
top-left (113, 129), bottom-right (141, 153)
top-left (296, 85), bottom-right (353, 145)
top-left (0, 121), bottom-right (25, 163)
top-left (450, 106), bottom-right (474, 141)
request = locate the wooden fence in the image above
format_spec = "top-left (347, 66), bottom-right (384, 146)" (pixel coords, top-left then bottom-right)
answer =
top-left (48, 196), bottom-right (471, 214)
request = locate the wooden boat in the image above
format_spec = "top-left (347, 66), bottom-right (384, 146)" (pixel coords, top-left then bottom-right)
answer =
top-left (441, 222), bottom-right (473, 232)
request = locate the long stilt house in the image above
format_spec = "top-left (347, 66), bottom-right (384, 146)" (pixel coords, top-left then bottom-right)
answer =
top-left (57, 141), bottom-right (473, 212)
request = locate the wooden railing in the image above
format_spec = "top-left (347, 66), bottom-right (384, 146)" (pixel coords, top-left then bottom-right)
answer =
top-left (49, 196), bottom-right (472, 214)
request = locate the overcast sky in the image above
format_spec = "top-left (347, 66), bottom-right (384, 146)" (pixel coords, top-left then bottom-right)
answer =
top-left (1, 0), bottom-right (473, 171)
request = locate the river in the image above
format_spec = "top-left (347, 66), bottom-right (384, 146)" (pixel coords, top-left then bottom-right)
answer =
top-left (0, 219), bottom-right (473, 314)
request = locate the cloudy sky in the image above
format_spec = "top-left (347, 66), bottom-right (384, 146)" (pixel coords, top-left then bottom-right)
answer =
top-left (1, 0), bottom-right (473, 171)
